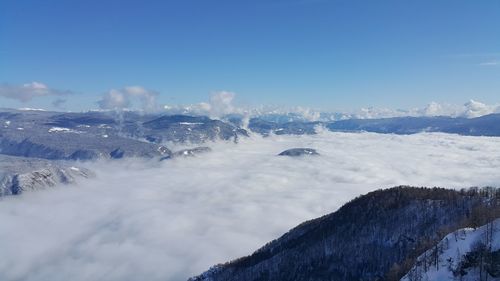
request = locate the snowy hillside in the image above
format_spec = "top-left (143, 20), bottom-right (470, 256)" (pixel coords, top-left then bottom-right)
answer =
top-left (189, 187), bottom-right (500, 281)
top-left (0, 155), bottom-right (94, 196)
top-left (401, 219), bottom-right (500, 281)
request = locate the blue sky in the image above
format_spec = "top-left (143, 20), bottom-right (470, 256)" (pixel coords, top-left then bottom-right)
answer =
top-left (0, 0), bottom-right (499, 111)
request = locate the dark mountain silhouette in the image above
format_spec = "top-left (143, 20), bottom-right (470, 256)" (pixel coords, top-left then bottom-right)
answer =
top-left (190, 186), bottom-right (500, 281)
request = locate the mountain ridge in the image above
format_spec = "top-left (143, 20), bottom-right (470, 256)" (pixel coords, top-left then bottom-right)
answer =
top-left (190, 186), bottom-right (500, 281)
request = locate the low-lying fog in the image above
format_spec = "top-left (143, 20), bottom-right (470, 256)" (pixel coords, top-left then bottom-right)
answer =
top-left (1, 132), bottom-right (500, 281)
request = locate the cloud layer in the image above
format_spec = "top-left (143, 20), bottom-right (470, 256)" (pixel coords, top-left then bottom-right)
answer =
top-left (164, 93), bottom-right (500, 121)
top-left (0, 82), bottom-right (71, 103)
top-left (1, 132), bottom-right (500, 281)
top-left (354, 100), bottom-right (500, 119)
top-left (2, 82), bottom-right (498, 120)
top-left (98, 86), bottom-right (159, 111)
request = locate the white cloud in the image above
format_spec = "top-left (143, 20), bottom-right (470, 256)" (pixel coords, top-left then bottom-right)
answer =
top-left (461, 99), bottom-right (500, 118)
top-left (207, 91), bottom-right (237, 117)
top-left (352, 100), bottom-right (500, 119)
top-left (479, 61), bottom-right (499, 66)
top-left (164, 91), bottom-right (241, 119)
top-left (1, 132), bottom-right (500, 281)
top-left (98, 86), bottom-right (159, 111)
top-left (0, 82), bottom-right (71, 102)
top-left (163, 92), bottom-right (326, 122)
top-left (420, 101), bottom-right (443, 116)
top-left (162, 92), bottom-right (500, 121)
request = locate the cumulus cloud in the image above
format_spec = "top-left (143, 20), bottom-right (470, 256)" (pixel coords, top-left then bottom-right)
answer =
top-left (207, 91), bottom-right (237, 117)
top-left (98, 86), bottom-right (159, 111)
top-left (164, 91), bottom-right (242, 119)
top-left (163, 91), bottom-right (324, 122)
top-left (268, 100), bottom-right (500, 120)
top-left (162, 92), bottom-right (500, 122)
top-left (351, 100), bottom-right (500, 119)
top-left (1, 132), bottom-right (500, 281)
top-left (461, 99), bottom-right (500, 118)
top-left (0, 82), bottom-right (72, 102)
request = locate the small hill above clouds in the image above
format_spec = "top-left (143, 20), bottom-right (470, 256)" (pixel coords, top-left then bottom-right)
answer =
top-left (277, 148), bottom-right (319, 156)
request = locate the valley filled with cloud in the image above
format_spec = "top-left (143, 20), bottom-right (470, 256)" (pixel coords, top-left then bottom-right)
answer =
top-left (1, 131), bottom-right (500, 281)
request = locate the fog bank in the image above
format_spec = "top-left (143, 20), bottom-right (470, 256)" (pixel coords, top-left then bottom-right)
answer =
top-left (1, 132), bottom-right (500, 281)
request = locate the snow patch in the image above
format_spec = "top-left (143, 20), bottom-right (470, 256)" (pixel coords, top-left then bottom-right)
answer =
top-left (48, 127), bottom-right (81, 133)
top-left (401, 219), bottom-right (500, 281)
top-left (179, 122), bottom-right (204, 125)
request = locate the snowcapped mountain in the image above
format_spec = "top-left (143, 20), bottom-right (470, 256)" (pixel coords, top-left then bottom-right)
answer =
top-left (0, 109), bottom-right (246, 161)
top-left (401, 219), bottom-right (500, 281)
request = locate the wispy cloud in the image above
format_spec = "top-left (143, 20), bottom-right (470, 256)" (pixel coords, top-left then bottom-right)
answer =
top-left (450, 52), bottom-right (500, 58)
top-left (0, 82), bottom-right (72, 102)
top-left (52, 98), bottom-right (67, 109)
top-left (479, 60), bottom-right (499, 66)
top-left (97, 86), bottom-right (159, 111)
top-left (447, 53), bottom-right (500, 67)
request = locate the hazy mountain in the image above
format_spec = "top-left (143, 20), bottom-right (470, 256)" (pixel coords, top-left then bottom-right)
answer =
top-left (327, 114), bottom-right (500, 136)
top-left (247, 113), bottom-right (500, 137)
top-left (2, 110), bottom-right (500, 162)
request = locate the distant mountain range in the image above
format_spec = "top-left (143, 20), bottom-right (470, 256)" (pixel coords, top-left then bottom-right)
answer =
top-left (189, 186), bottom-right (500, 281)
top-left (1, 109), bottom-right (499, 197)
top-left (0, 109), bottom-right (246, 161)
top-left (246, 113), bottom-right (500, 136)
top-left (1, 109), bottom-right (499, 163)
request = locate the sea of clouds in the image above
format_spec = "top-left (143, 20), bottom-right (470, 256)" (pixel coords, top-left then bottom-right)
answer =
top-left (1, 132), bottom-right (500, 281)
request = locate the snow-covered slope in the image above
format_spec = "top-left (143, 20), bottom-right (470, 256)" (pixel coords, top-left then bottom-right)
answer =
top-left (0, 155), bottom-right (94, 196)
top-left (189, 187), bottom-right (500, 281)
top-left (401, 218), bottom-right (500, 281)
top-left (0, 109), bottom-right (247, 160)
